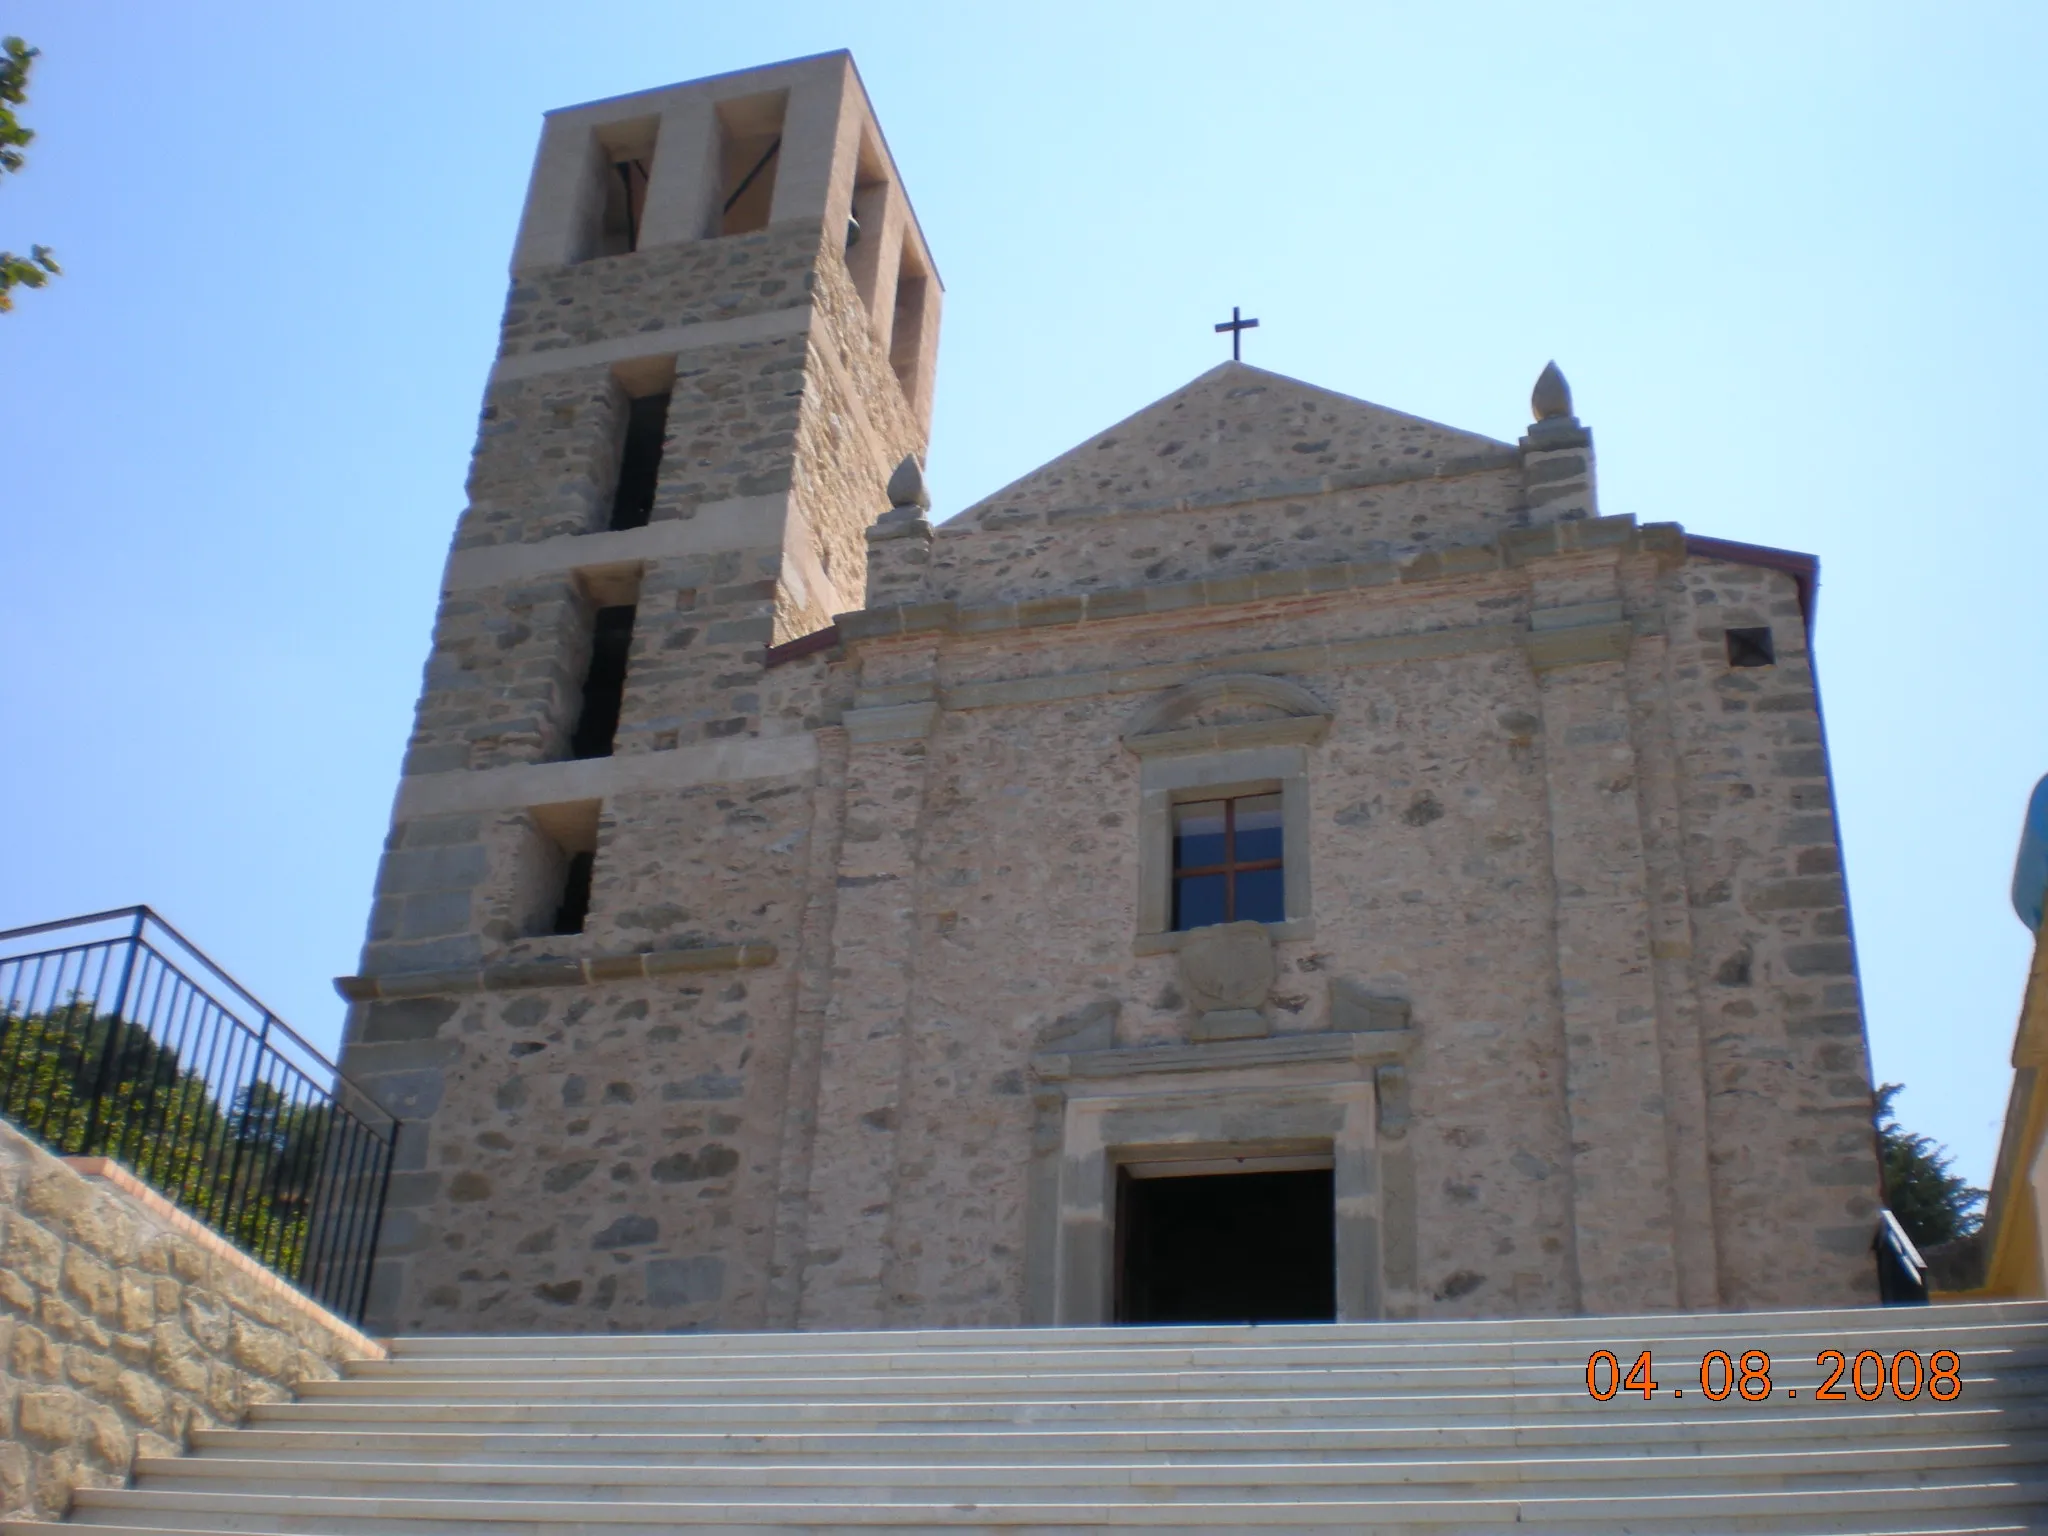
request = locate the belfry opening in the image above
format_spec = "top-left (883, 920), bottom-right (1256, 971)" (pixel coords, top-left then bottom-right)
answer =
top-left (1115, 1166), bottom-right (1336, 1325)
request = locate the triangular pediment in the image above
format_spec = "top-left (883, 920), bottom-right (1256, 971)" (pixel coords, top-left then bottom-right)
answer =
top-left (956, 362), bottom-right (1511, 527)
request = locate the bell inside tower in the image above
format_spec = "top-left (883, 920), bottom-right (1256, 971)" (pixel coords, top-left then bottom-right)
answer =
top-left (715, 91), bottom-right (786, 236)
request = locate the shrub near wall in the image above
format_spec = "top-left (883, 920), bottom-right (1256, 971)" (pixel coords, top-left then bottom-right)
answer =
top-left (0, 1117), bottom-right (383, 1521)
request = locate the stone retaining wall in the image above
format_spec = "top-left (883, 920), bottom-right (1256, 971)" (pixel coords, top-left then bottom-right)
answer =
top-left (0, 1117), bottom-right (383, 1522)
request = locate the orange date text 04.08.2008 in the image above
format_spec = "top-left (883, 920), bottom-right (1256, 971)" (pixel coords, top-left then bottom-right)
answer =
top-left (1584, 1349), bottom-right (1962, 1403)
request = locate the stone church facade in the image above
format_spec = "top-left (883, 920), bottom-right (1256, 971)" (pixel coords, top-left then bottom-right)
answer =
top-left (335, 51), bottom-right (1883, 1337)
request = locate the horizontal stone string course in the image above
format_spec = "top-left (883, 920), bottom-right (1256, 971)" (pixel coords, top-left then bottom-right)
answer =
top-left (937, 622), bottom-right (1526, 715)
top-left (840, 614), bottom-right (1678, 725)
top-left (393, 733), bottom-right (820, 812)
top-left (487, 305), bottom-right (813, 383)
top-left (834, 515), bottom-right (1685, 644)
top-left (440, 492), bottom-right (791, 594)
top-left (777, 526), bottom-right (1795, 672)
top-left (333, 942), bottom-right (777, 1002)
top-left (849, 606), bottom-right (1666, 722)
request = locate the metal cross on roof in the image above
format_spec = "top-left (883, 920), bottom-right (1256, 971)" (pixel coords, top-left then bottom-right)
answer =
top-left (1214, 306), bottom-right (1259, 360)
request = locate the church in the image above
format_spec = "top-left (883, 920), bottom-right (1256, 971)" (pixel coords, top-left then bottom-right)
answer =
top-left (334, 49), bottom-right (1883, 1338)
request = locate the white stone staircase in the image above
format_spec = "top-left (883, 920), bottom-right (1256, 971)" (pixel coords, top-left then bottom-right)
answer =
top-left (9, 1301), bottom-right (2048, 1534)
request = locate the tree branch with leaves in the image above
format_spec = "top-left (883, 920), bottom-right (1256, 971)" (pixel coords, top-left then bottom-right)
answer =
top-left (1, 36), bottom-right (59, 313)
top-left (1876, 1082), bottom-right (1986, 1250)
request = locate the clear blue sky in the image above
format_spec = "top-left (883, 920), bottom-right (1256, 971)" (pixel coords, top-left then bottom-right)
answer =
top-left (4, 1), bottom-right (2042, 1188)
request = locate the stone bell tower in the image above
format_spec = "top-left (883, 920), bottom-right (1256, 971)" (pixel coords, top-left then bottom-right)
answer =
top-left (477, 50), bottom-right (939, 654)
top-left (335, 53), bottom-right (941, 1332)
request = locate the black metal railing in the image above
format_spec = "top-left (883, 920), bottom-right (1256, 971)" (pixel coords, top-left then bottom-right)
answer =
top-left (1874, 1207), bottom-right (1931, 1304)
top-left (0, 907), bottom-right (396, 1323)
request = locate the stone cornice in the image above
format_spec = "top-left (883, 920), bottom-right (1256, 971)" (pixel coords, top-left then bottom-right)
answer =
top-left (1123, 715), bottom-right (1331, 758)
top-left (1684, 533), bottom-right (1820, 635)
top-left (836, 514), bottom-right (1683, 647)
top-left (335, 941), bottom-right (777, 1002)
top-left (1033, 1024), bottom-right (1416, 1084)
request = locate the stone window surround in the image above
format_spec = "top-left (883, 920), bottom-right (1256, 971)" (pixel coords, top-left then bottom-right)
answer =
top-left (1126, 675), bottom-right (1330, 957)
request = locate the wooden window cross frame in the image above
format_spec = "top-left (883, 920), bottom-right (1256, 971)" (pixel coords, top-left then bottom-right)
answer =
top-left (1173, 794), bottom-right (1284, 929)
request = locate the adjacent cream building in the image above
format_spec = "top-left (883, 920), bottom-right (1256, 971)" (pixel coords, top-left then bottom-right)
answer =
top-left (336, 51), bottom-right (1883, 1336)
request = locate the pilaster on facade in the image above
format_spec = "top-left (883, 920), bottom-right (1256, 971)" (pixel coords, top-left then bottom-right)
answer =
top-left (1523, 579), bottom-right (1682, 1314)
top-left (1628, 619), bottom-right (1723, 1312)
top-left (795, 670), bottom-right (940, 1329)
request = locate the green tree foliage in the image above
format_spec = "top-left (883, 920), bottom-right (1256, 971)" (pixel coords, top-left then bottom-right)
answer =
top-left (1877, 1082), bottom-right (1986, 1250)
top-left (0, 36), bottom-right (60, 313)
top-left (0, 998), bottom-right (330, 1275)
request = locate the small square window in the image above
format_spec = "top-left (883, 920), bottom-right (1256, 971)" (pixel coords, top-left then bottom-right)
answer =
top-left (1726, 627), bottom-right (1776, 668)
top-left (1172, 793), bottom-right (1285, 931)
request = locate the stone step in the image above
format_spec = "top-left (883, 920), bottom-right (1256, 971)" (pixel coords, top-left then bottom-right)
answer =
top-left (244, 1383), bottom-right (2044, 1430)
top-left (133, 1438), bottom-right (2048, 1497)
top-left (29, 1477), bottom-right (2048, 1533)
top-left (18, 1518), bottom-right (2048, 1536)
top-left (11, 1313), bottom-right (2038, 1536)
top-left (381, 1303), bottom-right (2048, 1359)
top-left (180, 1404), bottom-right (2048, 1461)
top-left (299, 1353), bottom-right (2048, 1403)
top-left (352, 1323), bottom-right (2048, 1379)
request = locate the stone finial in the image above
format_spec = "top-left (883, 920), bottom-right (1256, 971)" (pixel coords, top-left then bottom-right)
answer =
top-left (1531, 360), bottom-right (1573, 423)
top-left (1519, 358), bottom-right (1596, 523)
top-left (886, 454), bottom-right (931, 512)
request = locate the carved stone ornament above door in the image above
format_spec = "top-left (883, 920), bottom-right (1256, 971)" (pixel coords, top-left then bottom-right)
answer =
top-left (1177, 920), bottom-right (1277, 1041)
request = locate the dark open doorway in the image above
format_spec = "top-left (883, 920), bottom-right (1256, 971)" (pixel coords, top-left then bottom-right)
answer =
top-left (1115, 1166), bottom-right (1335, 1324)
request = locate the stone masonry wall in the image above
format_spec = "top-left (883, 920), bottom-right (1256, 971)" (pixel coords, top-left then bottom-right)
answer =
top-left (358, 772), bottom-right (821, 1334)
top-left (865, 614), bottom-right (1582, 1325)
top-left (352, 176), bottom-right (936, 1331)
top-left (456, 364), bottom-right (627, 552)
top-left (354, 510), bottom-right (1880, 1332)
top-left (811, 575), bottom-right (1583, 1327)
top-left (360, 387), bottom-right (1882, 1335)
top-left (420, 332), bottom-right (803, 780)
top-left (456, 224), bottom-right (825, 554)
top-left (403, 233), bottom-right (921, 786)
top-left (783, 249), bottom-right (930, 639)
top-left (1662, 558), bottom-right (1881, 1307)
top-left (784, 520), bottom-right (1879, 1327)
top-left (0, 1119), bottom-right (380, 1523)
top-left (922, 467), bottom-right (1525, 610)
top-left (401, 573), bottom-right (591, 777)
top-left (916, 364), bottom-right (1522, 609)
top-left (492, 224), bottom-right (822, 370)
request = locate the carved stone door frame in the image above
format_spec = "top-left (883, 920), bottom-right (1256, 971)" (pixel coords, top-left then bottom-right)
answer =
top-left (1025, 1029), bottom-right (1416, 1326)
